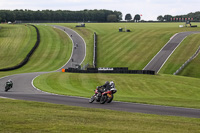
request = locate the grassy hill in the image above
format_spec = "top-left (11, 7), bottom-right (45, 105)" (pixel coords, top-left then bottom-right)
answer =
top-left (0, 24), bottom-right (36, 69)
top-left (1, 23), bottom-right (200, 132)
top-left (34, 72), bottom-right (200, 109)
top-left (0, 24), bottom-right (72, 77)
top-left (58, 23), bottom-right (200, 71)
top-left (31, 23), bottom-right (200, 109)
top-left (179, 53), bottom-right (200, 78)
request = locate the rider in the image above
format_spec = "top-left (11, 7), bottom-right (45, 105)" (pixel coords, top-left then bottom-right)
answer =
top-left (98, 81), bottom-right (115, 92)
top-left (6, 79), bottom-right (13, 88)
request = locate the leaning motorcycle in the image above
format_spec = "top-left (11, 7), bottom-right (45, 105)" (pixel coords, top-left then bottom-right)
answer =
top-left (89, 87), bottom-right (117, 104)
top-left (5, 81), bottom-right (13, 92)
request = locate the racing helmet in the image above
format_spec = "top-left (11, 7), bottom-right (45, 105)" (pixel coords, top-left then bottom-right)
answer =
top-left (105, 81), bottom-right (109, 85)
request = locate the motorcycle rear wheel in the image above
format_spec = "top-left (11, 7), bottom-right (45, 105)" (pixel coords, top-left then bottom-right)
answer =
top-left (89, 95), bottom-right (95, 103)
top-left (100, 95), bottom-right (107, 104)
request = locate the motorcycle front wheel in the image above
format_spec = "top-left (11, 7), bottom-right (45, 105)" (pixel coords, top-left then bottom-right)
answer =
top-left (107, 94), bottom-right (113, 103)
top-left (100, 95), bottom-right (108, 104)
top-left (5, 86), bottom-right (10, 92)
top-left (89, 95), bottom-right (95, 103)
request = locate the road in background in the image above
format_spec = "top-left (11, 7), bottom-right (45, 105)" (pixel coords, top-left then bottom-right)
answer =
top-left (143, 31), bottom-right (200, 73)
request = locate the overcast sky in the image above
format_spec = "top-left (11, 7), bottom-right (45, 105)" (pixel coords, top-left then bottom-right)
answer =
top-left (0, 0), bottom-right (199, 20)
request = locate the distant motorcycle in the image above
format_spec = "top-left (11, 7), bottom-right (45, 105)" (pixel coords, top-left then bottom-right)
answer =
top-left (89, 86), bottom-right (117, 104)
top-left (5, 80), bottom-right (13, 92)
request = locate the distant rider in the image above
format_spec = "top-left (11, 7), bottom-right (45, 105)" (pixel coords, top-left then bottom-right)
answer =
top-left (6, 79), bottom-right (13, 87)
top-left (5, 79), bottom-right (13, 92)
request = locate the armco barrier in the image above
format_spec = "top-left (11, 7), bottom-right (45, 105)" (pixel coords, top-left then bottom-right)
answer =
top-left (0, 25), bottom-right (40, 71)
top-left (174, 45), bottom-right (200, 75)
top-left (93, 32), bottom-right (97, 68)
top-left (64, 67), bottom-right (155, 75)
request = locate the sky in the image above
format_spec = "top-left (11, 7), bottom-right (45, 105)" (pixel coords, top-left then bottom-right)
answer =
top-left (0, 0), bottom-right (200, 20)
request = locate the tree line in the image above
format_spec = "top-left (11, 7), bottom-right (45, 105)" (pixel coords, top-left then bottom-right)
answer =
top-left (0, 9), bottom-right (122, 23)
top-left (157, 11), bottom-right (200, 22)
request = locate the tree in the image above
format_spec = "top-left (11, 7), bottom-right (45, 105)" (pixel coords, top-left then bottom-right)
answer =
top-left (107, 14), bottom-right (117, 22)
top-left (125, 13), bottom-right (132, 21)
top-left (114, 11), bottom-right (122, 21)
top-left (163, 15), bottom-right (172, 22)
top-left (157, 15), bottom-right (164, 21)
top-left (134, 14), bottom-right (141, 22)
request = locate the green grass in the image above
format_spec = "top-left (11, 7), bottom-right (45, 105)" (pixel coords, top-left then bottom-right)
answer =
top-left (0, 25), bottom-right (72, 77)
top-left (0, 98), bottom-right (199, 133)
top-left (0, 24), bottom-right (36, 69)
top-left (159, 33), bottom-right (200, 74)
top-left (34, 72), bottom-right (200, 109)
top-left (179, 53), bottom-right (200, 78)
top-left (56, 23), bottom-right (200, 70)
top-left (1, 23), bottom-right (200, 132)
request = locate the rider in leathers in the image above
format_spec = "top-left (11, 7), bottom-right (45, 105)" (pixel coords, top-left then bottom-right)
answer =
top-left (98, 81), bottom-right (113, 93)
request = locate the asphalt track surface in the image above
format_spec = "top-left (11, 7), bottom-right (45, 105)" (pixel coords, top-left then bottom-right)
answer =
top-left (0, 26), bottom-right (200, 118)
top-left (143, 31), bottom-right (200, 73)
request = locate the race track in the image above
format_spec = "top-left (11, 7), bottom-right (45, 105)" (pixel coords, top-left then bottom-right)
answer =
top-left (143, 31), bottom-right (200, 73)
top-left (0, 26), bottom-right (200, 118)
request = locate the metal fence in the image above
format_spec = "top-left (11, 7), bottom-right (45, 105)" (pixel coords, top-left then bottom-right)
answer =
top-left (174, 45), bottom-right (200, 75)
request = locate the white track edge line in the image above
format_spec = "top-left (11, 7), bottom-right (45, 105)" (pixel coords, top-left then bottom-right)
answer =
top-left (157, 36), bottom-right (188, 73)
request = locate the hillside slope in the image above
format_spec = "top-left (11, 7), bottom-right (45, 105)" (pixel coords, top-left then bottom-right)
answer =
top-left (0, 24), bottom-right (36, 69)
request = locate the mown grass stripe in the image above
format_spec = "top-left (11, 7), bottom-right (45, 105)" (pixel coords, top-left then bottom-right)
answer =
top-left (0, 25), bottom-right (36, 69)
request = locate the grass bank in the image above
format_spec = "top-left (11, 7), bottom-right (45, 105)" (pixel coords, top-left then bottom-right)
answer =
top-left (0, 24), bottom-right (36, 69)
top-left (179, 53), bottom-right (200, 78)
top-left (34, 72), bottom-right (200, 109)
top-left (0, 98), bottom-right (199, 133)
top-left (0, 25), bottom-right (72, 78)
top-left (56, 23), bottom-right (200, 71)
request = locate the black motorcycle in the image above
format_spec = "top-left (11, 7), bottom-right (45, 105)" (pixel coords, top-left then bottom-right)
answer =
top-left (5, 81), bottom-right (13, 92)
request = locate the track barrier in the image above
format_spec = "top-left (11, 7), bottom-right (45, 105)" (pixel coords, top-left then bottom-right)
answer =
top-left (93, 32), bottom-right (97, 68)
top-left (0, 25), bottom-right (40, 71)
top-left (63, 67), bottom-right (155, 75)
top-left (174, 45), bottom-right (200, 75)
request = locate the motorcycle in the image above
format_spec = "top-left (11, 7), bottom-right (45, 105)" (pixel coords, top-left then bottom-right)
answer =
top-left (5, 81), bottom-right (13, 92)
top-left (89, 86), bottom-right (117, 104)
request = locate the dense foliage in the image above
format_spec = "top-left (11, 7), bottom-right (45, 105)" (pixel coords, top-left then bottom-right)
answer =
top-left (0, 9), bottom-right (122, 22)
